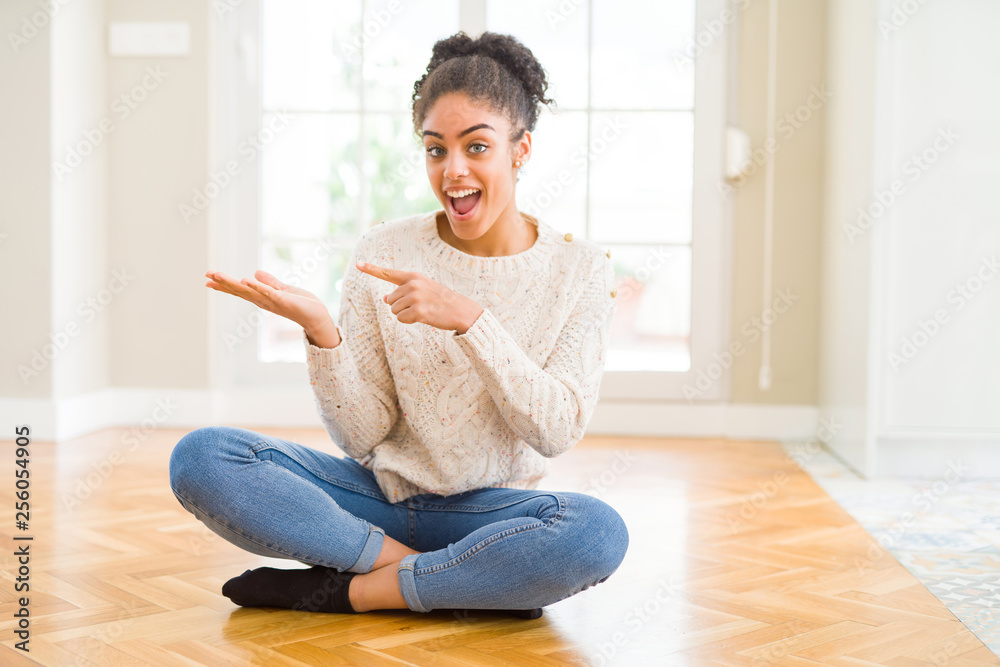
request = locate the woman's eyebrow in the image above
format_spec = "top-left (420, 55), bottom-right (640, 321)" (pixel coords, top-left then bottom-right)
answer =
top-left (422, 124), bottom-right (495, 139)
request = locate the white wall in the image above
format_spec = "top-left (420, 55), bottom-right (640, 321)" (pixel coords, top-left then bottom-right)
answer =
top-left (729, 0), bottom-right (827, 405)
top-left (873, 0), bottom-right (1000, 475)
top-left (817, 0), bottom-right (879, 475)
top-left (51, 0), bottom-right (109, 400)
top-left (879, 0), bottom-right (1000, 433)
top-left (105, 0), bottom-right (211, 390)
top-left (820, 0), bottom-right (1000, 477)
top-left (0, 0), bottom-right (54, 401)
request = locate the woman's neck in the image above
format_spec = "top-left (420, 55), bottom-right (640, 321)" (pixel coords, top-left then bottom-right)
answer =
top-left (436, 207), bottom-right (538, 257)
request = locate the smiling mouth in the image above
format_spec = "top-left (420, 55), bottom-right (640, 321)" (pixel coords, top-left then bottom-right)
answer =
top-left (446, 189), bottom-right (482, 219)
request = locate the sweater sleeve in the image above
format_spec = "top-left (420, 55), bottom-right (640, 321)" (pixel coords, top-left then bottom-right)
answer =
top-left (450, 251), bottom-right (617, 458)
top-left (303, 234), bottom-right (398, 459)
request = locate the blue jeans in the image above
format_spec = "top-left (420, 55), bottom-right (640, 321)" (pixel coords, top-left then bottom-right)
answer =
top-left (167, 426), bottom-right (629, 612)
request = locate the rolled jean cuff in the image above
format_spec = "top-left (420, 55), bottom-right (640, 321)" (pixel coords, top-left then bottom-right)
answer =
top-left (346, 525), bottom-right (385, 573)
top-left (397, 553), bottom-right (429, 612)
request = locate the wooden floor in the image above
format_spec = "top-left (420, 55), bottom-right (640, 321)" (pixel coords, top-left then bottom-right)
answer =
top-left (0, 428), bottom-right (997, 666)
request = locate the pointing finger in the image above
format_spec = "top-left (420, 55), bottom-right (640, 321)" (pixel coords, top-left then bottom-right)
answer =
top-left (357, 261), bottom-right (413, 286)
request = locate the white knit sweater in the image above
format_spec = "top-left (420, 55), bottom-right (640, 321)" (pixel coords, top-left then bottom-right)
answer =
top-left (303, 209), bottom-right (617, 503)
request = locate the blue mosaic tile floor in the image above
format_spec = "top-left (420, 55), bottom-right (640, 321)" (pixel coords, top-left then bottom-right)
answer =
top-left (783, 442), bottom-right (1000, 656)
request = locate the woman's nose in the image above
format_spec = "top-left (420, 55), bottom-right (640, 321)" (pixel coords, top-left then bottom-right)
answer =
top-left (443, 154), bottom-right (469, 180)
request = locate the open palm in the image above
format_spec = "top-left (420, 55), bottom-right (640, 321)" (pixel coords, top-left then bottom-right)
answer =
top-left (205, 269), bottom-right (332, 332)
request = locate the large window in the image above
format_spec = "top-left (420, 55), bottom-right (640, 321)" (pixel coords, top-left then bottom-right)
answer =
top-left (217, 0), bottom-right (731, 400)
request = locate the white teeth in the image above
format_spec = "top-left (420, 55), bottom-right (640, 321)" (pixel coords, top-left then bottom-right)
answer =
top-left (447, 188), bottom-right (480, 198)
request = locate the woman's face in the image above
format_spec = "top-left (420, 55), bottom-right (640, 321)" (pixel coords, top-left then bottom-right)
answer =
top-left (422, 92), bottom-right (528, 240)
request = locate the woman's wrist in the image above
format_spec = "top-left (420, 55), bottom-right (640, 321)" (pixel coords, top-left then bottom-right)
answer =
top-left (455, 300), bottom-right (484, 335)
top-left (305, 319), bottom-right (342, 349)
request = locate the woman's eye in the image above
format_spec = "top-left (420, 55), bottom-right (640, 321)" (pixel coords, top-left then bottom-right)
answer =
top-left (426, 143), bottom-right (487, 158)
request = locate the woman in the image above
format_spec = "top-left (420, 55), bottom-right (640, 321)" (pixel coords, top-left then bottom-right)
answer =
top-left (169, 30), bottom-right (628, 618)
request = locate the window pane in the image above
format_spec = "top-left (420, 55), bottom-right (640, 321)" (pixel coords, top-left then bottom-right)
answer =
top-left (362, 0), bottom-right (460, 111)
top-left (592, 0), bottom-right (695, 110)
top-left (486, 0), bottom-right (589, 109)
top-left (262, 0), bottom-right (362, 111)
top-left (607, 244), bottom-right (691, 372)
top-left (258, 241), bottom-right (354, 363)
top-left (589, 111), bottom-right (693, 244)
top-left (515, 108), bottom-right (587, 238)
top-left (261, 113), bottom-right (361, 240)
top-left (365, 114), bottom-right (441, 226)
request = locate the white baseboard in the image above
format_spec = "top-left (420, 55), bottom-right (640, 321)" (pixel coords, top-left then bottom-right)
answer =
top-left (875, 431), bottom-right (1000, 477)
top-left (588, 401), bottom-right (821, 440)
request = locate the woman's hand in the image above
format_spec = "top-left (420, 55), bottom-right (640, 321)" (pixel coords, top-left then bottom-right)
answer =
top-left (204, 269), bottom-right (334, 334)
top-left (357, 262), bottom-right (483, 334)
